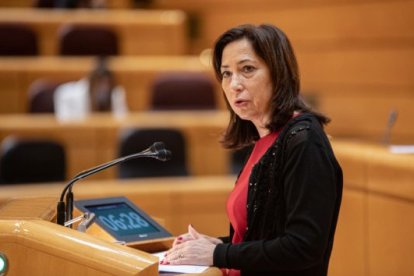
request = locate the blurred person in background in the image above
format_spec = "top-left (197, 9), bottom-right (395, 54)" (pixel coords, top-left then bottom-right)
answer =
top-left (54, 57), bottom-right (128, 121)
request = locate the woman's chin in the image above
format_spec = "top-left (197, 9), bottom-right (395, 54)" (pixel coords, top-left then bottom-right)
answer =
top-left (235, 113), bottom-right (250, 121)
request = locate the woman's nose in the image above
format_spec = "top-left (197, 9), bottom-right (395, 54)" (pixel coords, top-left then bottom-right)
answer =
top-left (230, 74), bottom-right (243, 91)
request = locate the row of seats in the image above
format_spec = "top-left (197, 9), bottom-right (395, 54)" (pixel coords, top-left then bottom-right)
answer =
top-left (0, 128), bottom-right (186, 184)
top-left (28, 71), bottom-right (216, 113)
top-left (0, 23), bottom-right (118, 56)
top-left (0, 5), bottom-right (228, 184)
top-left (0, 129), bottom-right (249, 184)
top-left (32, 0), bottom-right (138, 9)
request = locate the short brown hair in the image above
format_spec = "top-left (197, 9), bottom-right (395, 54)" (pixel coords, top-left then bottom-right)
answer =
top-left (212, 24), bottom-right (329, 149)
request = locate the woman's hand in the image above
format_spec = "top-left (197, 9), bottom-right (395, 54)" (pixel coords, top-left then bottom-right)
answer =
top-left (172, 224), bottom-right (223, 247)
top-left (161, 224), bottom-right (222, 266)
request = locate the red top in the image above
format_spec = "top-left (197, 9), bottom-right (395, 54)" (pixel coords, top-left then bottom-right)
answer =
top-left (225, 131), bottom-right (280, 276)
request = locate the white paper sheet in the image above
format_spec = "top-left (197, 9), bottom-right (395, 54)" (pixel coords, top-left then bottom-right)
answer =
top-left (153, 251), bottom-right (209, 274)
top-left (389, 145), bottom-right (414, 154)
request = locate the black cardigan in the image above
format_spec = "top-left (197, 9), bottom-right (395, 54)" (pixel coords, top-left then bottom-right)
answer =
top-left (213, 113), bottom-right (343, 276)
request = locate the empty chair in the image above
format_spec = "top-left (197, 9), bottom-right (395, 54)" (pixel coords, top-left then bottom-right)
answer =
top-left (0, 23), bottom-right (38, 56)
top-left (58, 24), bottom-right (118, 56)
top-left (150, 72), bottom-right (216, 110)
top-left (34, 0), bottom-right (106, 8)
top-left (118, 128), bottom-right (188, 178)
top-left (28, 79), bottom-right (62, 113)
top-left (33, 0), bottom-right (55, 8)
top-left (0, 136), bottom-right (66, 184)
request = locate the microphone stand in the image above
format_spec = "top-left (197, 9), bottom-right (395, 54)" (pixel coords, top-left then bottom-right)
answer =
top-left (382, 109), bottom-right (398, 145)
top-left (56, 142), bottom-right (171, 226)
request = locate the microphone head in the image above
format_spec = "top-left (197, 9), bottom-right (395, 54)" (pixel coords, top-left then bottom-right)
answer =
top-left (156, 149), bottom-right (172, 162)
top-left (150, 141), bottom-right (165, 153)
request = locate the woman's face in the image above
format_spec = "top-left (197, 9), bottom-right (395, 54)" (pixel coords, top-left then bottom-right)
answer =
top-left (220, 38), bottom-right (273, 134)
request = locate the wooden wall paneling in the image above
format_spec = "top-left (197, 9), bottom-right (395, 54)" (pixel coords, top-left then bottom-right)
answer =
top-left (322, 94), bottom-right (414, 143)
top-left (367, 195), bottom-right (414, 276)
top-left (299, 47), bottom-right (414, 143)
top-left (366, 144), bottom-right (414, 275)
top-left (329, 140), bottom-right (370, 276)
top-left (157, 0), bottom-right (414, 53)
top-left (329, 189), bottom-right (367, 276)
top-left (150, 0), bottom-right (412, 12)
top-left (299, 49), bottom-right (414, 88)
top-left (152, 0), bottom-right (414, 146)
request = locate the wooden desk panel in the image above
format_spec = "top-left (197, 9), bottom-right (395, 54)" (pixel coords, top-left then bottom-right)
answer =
top-left (368, 195), bottom-right (414, 276)
top-left (0, 220), bottom-right (159, 275)
top-left (0, 112), bottom-right (230, 179)
top-left (0, 197), bottom-right (160, 276)
top-left (330, 140), bottom-right (414, 276)
top-left (0, 8), bottom-right (188, 55)
top-left (367, 148), bottom-right (414, 201)
top-left (333, 140), bottom-right (414, 201)
top-left (0, 195), bottom-right (222, 275)
top-left (328, 189), bottom-right (367, 276)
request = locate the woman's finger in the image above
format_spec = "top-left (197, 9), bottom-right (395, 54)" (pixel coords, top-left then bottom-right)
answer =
top-left (188, 224), bottom-right (200, 239)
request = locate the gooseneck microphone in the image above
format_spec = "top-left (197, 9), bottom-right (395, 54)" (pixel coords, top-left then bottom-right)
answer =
top-left (56, 142), bottom-right (172, 226)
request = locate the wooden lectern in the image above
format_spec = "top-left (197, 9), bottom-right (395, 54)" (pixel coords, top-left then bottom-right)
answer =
top-left (0, 197), bottom-right (222, 276)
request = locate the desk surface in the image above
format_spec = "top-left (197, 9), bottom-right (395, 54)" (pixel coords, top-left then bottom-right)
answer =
top-left (0, 110), bottom-right (228, 129)
top-left (0, 175), bottom-right (235, 201)
top-left (332, 140), bottom-right (414, 201)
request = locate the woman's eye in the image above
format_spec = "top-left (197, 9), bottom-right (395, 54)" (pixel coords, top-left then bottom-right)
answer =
top-left (221, 71), bottom-right (231, 78)
top-left (243, 66), bottom-right (255, 73)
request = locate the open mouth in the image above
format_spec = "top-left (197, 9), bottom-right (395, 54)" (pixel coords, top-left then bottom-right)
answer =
top-left (235, 99), bottom-right (247, 105)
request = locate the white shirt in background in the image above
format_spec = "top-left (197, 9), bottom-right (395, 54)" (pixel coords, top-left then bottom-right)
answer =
top-left (54, 78), bottom-right (128, 122)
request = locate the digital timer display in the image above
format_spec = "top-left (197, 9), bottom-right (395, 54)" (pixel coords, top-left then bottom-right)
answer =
top-left (86, 203), bottom-right (158, 237)
top-left (75, 197), bottom-right (172, 243)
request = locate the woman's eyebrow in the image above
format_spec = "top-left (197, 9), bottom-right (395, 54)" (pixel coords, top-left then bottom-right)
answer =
top-left (221, 58), bottom-right (255, 69)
